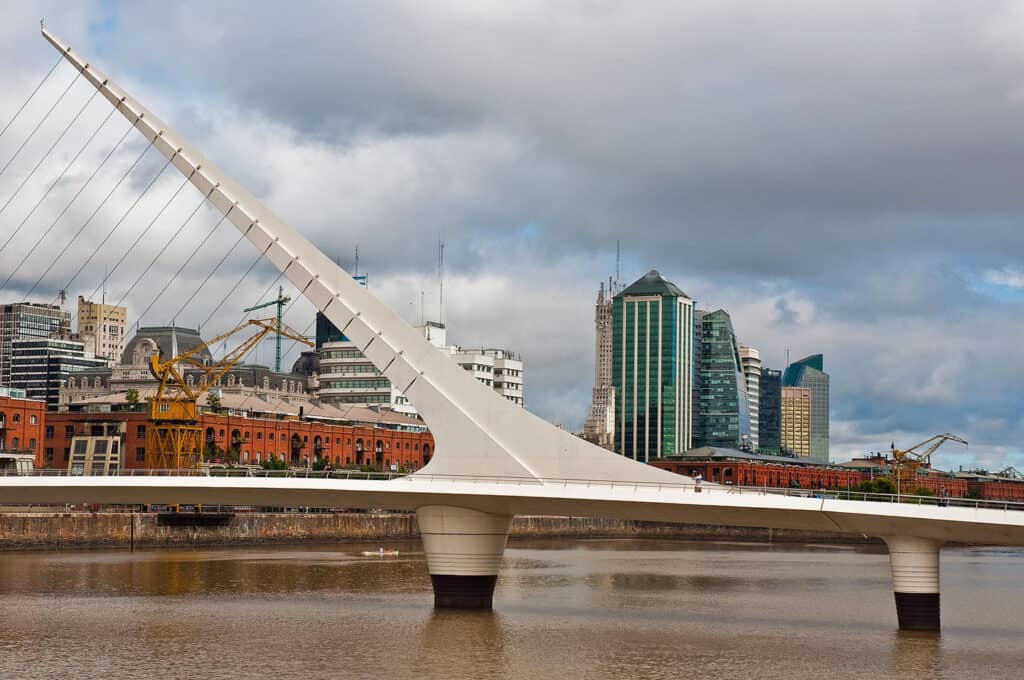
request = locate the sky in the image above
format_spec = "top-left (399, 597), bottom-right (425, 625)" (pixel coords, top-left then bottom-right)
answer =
top-left (1, 1), bottom-right (1024, 471)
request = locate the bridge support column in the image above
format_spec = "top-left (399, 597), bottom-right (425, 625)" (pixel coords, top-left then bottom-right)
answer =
top-left (417, 505), bottom-right (512, 609)
top-left (882, 536), bottom-right (941, 631)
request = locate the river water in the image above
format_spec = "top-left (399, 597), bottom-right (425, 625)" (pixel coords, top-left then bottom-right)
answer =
top-left (0, 539), bottom-right (1021, 679)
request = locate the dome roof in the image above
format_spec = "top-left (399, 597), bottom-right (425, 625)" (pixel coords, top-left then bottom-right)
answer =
top-left (291, 350), bottom-right (321, 376)
top-left (121, 326), bottom-right (212, 366)
top-left (616, 270), bottom-right (689, 298)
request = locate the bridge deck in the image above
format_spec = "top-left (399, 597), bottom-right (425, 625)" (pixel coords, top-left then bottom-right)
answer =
top-left (2, 474), bottom-right (1023, 546)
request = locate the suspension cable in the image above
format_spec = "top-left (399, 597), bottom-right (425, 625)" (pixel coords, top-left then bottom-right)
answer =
top-left (132, 209), bottom-right (232, 328)
top-left (0, 101), bottom-right (118, 291)
top-left (198, 246), bottom-right (274, 331)
top-left (0, 55), bottom-right (62, 141)
top-left (81, 171), bottom-right (193, 306)
top-left (23, 120), bottom-right (147, 300)
top-left (0, 85), bottom-right (100, 223)
top-left (232, 269), bottom-right (288, 328)
top-left (91, 184), bottom-right (213, 344)
top-left (169, 228), bottom-right (247, 323)
top-left (52, 150), bottom-right (173, 304)
top-left (0, 69), bottom-right (81, 178)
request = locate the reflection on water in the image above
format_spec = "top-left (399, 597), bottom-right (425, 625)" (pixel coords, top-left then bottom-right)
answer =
top-left (0, 539), bottom-right (1022, 679)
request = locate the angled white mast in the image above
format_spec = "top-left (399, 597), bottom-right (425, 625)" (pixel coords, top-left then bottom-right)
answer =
top-left (40, 27), bottom-right (681, 484)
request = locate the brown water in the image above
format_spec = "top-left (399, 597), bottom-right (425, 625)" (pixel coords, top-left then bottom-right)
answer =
top-left (0, 539), bottom-right (1021, 679)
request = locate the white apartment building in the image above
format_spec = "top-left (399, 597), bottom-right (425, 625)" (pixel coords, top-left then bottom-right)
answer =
top-left (317, 319), bottom-right (525, 415)
top-left (76, 296), bottom-right (127, 367)
top-left (739, 346), bottom-right (761, 452)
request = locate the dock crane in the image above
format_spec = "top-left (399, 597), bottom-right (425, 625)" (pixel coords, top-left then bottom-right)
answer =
top-left (145, 318), bottom-right (313, 469)
top-left (890, 433), bottom-right (968, 497)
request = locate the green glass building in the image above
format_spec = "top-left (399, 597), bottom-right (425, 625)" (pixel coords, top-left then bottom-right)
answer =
top-left (782, 354), bottom-right (830, 463)
top-left (612, 271), bottom-right (695, 462)
top-left (693, 309), bottom-right (751, 450)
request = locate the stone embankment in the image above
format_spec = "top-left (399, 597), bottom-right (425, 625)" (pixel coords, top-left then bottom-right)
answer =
top-left (0, 511), bottom-right (878, 551)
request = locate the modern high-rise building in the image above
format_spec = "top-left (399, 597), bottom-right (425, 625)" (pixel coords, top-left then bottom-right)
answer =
top-left (9, 338), bottom-right (106, 408)
top-left (782, 354), bottom-right (830, 462)
top-left (693, 309), bottom-right (750, 450)
top-left (738, 346), bottom-right (760, 452)
top-left (76, 296), bottom-right (127, 367)
top-left (780, 386), bottom-right (811, 458)
top-left (0, 303), bottom-right (71, 386)
top-left (758, 367), bottom-right (782, 454)
top-left (612, 270), bottom-right (695, 461)
top-left (583, 278), bottom-right (620, 448)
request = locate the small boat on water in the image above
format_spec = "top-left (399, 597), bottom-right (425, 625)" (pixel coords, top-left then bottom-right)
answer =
top-left (361, 549), bottom-right (400, 557)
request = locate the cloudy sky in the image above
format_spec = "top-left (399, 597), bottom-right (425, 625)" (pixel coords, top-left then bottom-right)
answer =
top-left (2, 1), bottom-right (1024, 470)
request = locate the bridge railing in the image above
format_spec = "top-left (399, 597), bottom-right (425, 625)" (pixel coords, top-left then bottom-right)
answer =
top-left (5, 468), bottom-right (1024, 512)
top-left (396, 472), bottom-right (1024, 513)
top-left (2, 468), bottom-right (408, 481)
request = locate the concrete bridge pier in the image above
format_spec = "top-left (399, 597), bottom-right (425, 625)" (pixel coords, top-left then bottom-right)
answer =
top-left (417, 505), bottom-right (512, 609)
top-left (882, 536), bottom-right (941, 631)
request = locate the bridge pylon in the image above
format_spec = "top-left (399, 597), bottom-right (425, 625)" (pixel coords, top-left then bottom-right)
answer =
top-left (418, 506), bottom-right (511, 608)
top-left (882, 536), bottom-right (941, 631)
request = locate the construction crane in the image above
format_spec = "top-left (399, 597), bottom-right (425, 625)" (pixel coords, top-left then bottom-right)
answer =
top-left (890, 433), bottom-right (968, 497)
top-left (145, 318), bottom-right (313, 469)
top-left (243, 286), bottom-right (291, 372)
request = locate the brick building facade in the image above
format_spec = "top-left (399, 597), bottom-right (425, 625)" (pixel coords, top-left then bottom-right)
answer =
top-left (652, 456), bottom-right (860, 490)
top-left (42, 411), bottom-right (433, 472)
top-left (0, 392), bottom-right (46, 459)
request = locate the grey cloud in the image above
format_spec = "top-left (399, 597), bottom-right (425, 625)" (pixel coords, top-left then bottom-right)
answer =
top-left (4, 2), bottom-right (1024, 469)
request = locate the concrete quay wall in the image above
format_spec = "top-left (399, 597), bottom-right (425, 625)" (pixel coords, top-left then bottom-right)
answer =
top-left (0, 512), bottom-right (877, 551)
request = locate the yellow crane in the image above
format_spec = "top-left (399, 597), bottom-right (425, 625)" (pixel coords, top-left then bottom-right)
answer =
top-left (890, 433), bottom-right (968, 497)
top-left (145, 318), bottom-right (313, 469)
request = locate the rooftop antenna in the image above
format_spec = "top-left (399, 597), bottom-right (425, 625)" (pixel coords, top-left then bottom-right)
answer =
top-left (615, 239), bottom-right (621, 289)
top-left (439, 238), bottom-right (445, 324)
top-left (785, 348), bottom-right (791, 369)
top-left (420, 289), bottom-right (425, 326)
top-left (354, 245), bottom-right (359, 276)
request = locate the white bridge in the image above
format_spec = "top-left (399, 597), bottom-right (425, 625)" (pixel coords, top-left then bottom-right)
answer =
top-left (2, 27), bottom-right (1022, 631)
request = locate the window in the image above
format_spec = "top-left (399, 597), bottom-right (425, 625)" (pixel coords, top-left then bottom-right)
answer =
top-left (136, 447), bottom-right (145, 462)
top-left (45, 425), bottom-right (54, 439)
top-left (269, 433), bottom-right (275, 441)
top-left (11, 437), bottom-right (18, 448)
top-left (73, 440), bottom-right (87, 455)
top-left (136, 425), bottom-right (146, 437)
top-left (29, 415), bottom-right (37, 424)
top-left (256, 432), bottom-right (263, 440)
top-left (95, 440), bottom-right (108, 455)
top-left (28, 438), bottom-right (36, 449)
top-left (12, 414), bottom-right (19, 423)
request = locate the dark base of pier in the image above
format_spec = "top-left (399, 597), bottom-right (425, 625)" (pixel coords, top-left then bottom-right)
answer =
top-left (431, 575), bottom-right (498, 609)
top-left (894, 592), bottom-right (940, 631)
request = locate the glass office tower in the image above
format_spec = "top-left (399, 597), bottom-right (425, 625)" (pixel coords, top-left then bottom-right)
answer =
top-left (612, 271), bottom-right (694, 462)
top-left (693, 310), bottom-right (750, 449)
top-left (782, 354), bottom-right (830, 463)
top-left (758, 367), bottom-right (782, 454)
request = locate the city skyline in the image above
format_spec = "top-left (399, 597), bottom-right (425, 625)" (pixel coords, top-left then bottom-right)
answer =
top-left (0, 3), bottom-right (1023, 471)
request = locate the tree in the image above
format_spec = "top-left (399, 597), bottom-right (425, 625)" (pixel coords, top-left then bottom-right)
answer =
top-left (206, 392), bottom-right (221, 410)
top-left (261, 456), bottom-right (288, 470)
top-left (125, 388), bottom-right (140, 409)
